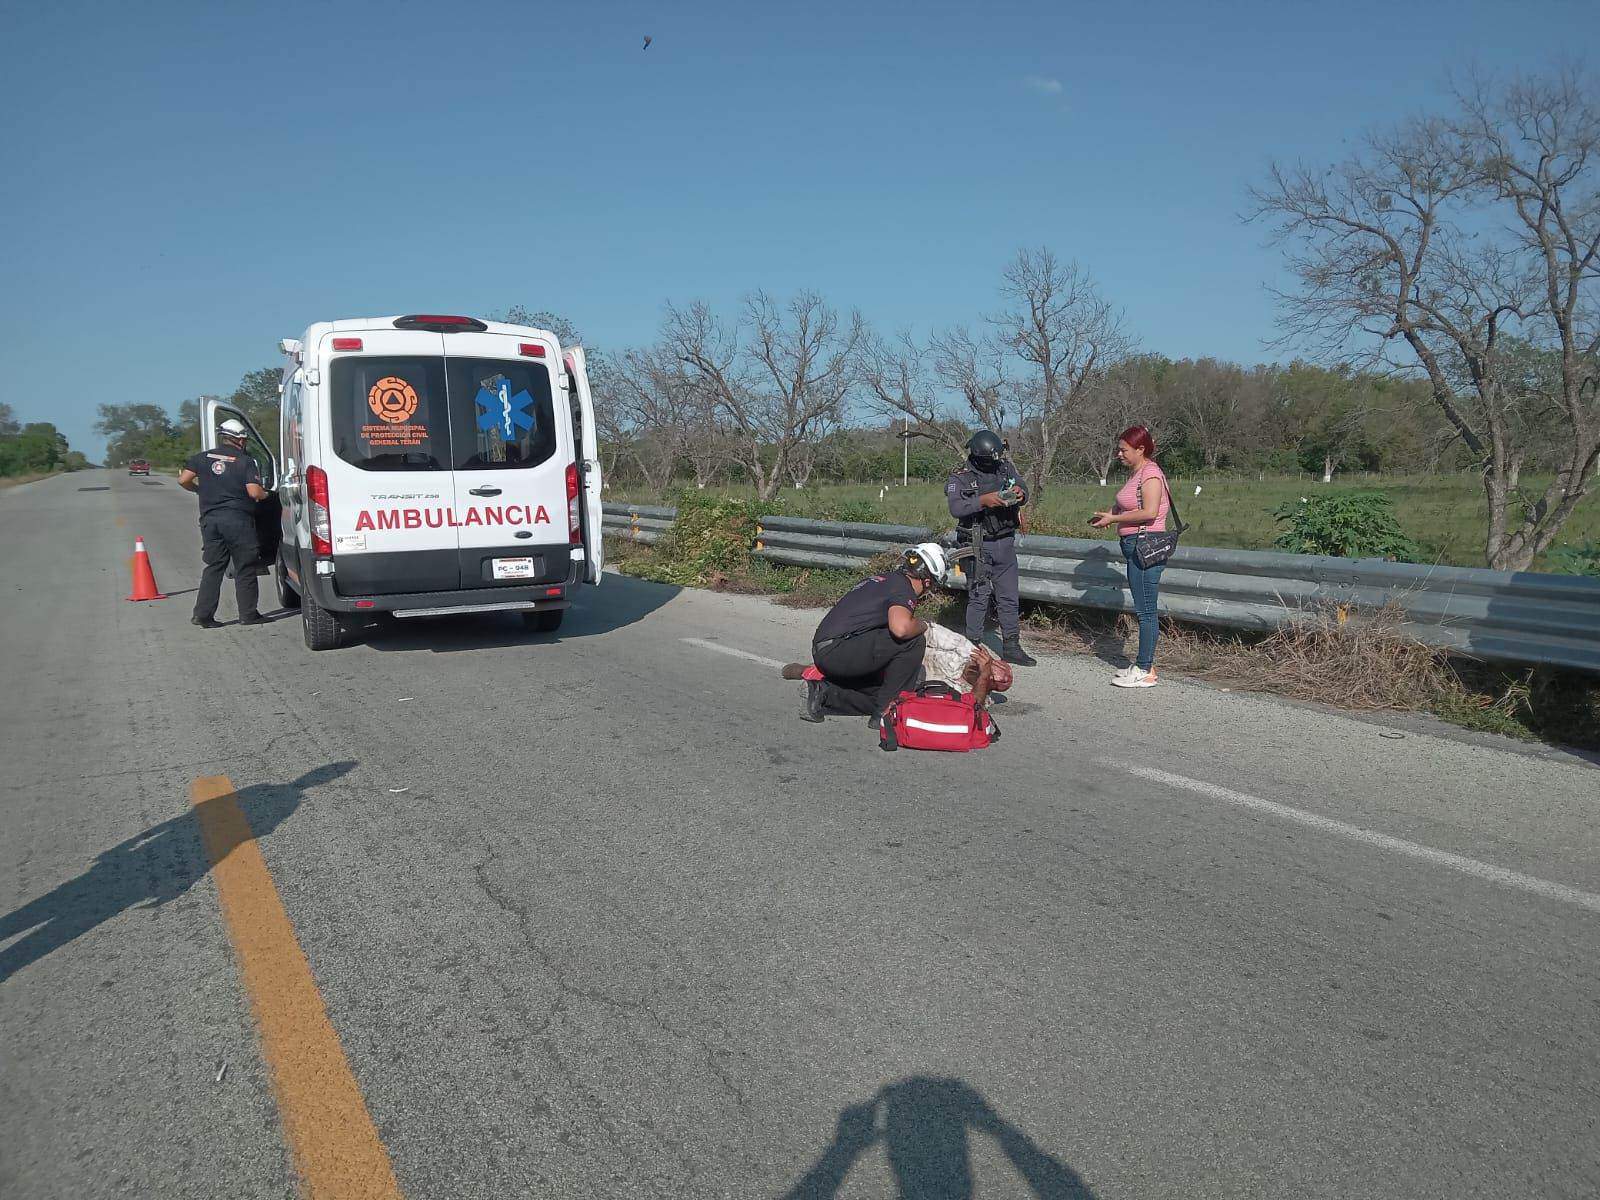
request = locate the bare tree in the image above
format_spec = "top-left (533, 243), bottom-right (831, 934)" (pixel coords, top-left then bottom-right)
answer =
top-left (857, 330), bottom-right (968, 455)
top-left (925, 324), bottom-right (1016, 449)
top-left (1251, 69), bottom-right (1600, 570)
top-left (1169, 358), bottom-right (1254, 471)
top-left (665, 292), bottom-right (864, 501)
top-left (858, 252), bottom-right (1129, 496)
top-left (988, 250), bottom-right (1132, 497)
top-left (611, 346), bottom-right (689, 493)
top-left (921, 252), bottom-right (1131, 497)
top-left (1070, 366), bottom-right (1147, 484)
top-left (681, 382), bottom-right (730, 489)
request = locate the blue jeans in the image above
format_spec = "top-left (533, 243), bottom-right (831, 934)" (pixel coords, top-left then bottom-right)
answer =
top-left (1120, 537), bottom-right (1165, 670)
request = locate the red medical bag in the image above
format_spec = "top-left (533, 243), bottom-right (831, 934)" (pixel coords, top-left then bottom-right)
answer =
top-left (879, 683), bottom-right (1000, 752)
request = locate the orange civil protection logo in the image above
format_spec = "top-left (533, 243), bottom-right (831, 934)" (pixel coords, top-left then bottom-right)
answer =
top-left (368, 377), bottom-right (419, 424)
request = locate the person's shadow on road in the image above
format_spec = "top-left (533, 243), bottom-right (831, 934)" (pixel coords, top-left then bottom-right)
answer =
top-left (0, 762), bottom-right (355, 985)
top-left (783, 1075), bottom-right (1097, 1199)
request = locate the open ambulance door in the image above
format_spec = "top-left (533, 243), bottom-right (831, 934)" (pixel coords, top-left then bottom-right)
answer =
top-left (202, 397), bottom-right (283, 571)
top-left (564, 347), bottom-right (604, 584)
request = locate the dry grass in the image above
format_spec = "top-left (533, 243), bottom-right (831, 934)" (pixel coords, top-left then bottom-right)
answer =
top-left (1178, 607), bottom-right (1456, 711)
top-left (1028, 602), bottom-right (1457, 709)
top-left (0, 471), bottom-right (61, 489)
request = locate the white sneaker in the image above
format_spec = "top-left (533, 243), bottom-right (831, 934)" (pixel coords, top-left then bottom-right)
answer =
top-left (1113, 664), bottom-right (1139, 681)
top-left (1112, 670), bottom-right (1158, 688)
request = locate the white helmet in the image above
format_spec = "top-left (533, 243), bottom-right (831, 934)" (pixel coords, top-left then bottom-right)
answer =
top-left (218, 418), bottom-right (248, 439)
top-left (902, 541), bottom-right (947, 585)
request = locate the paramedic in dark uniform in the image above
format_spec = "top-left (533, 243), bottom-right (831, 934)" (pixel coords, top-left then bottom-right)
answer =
top-left (946, 430), bottom-right (1036, 666)
top-left (177, 418), bottom-right (269, 628)
top-left (798, 543), bottom-right (945, 726)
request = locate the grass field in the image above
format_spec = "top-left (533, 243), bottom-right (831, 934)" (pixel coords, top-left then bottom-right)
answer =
top-left (610, 473), bottom-right (1600, 572)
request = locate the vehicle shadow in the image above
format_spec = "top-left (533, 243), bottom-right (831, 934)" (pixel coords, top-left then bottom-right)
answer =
top-left (359, 572), bottom-right (682, 655)
top-left (782, 1075), bottom-right (1097, 1199)
top-left (0, 762), bottom-right (355, 985)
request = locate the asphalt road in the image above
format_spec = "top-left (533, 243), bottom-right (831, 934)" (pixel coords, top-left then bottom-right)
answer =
top-left (2, 469), bottom-right (1598, 1200)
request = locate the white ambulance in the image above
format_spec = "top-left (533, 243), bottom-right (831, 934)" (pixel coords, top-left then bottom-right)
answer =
top-left (204, 314), bottom-right (604, 650)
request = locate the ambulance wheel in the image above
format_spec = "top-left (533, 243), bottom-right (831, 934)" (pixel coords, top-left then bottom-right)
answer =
top-left (522, 609), bottom-right (564, 633)
top-left (275, 554), bottom-right (300, 610)
top-left (302, 592), bottom-right (343, 651)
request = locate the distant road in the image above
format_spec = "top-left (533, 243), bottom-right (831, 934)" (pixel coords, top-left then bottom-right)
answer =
top-left (2, 469), bottom-right (1597, 1199)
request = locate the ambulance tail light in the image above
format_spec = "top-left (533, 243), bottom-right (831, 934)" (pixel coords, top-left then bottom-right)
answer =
top-left (331, 337), bottom-right (364, 351)
top-left (307, 466), bottom-right (333, 556)
top-left (566, 462), bottom-right (581, 544)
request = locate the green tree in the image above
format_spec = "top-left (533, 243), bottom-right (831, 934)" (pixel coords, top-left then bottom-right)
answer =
top-left (95, 403), bottom-right (182, 468)
top-left (227, 368), bottom-right (283, 457)
top-left (0, 419), bottom-right (70, 475)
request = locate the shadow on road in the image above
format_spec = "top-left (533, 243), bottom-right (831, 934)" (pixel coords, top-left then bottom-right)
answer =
top-left (360, 572), bottom-right (682, 655)
top-left (783, 1076), bottom-right (1097, 1199)
top-left (0, 762), bottom-right (355, 985)
top-left (1063, 544), bottom-right (1135, 669)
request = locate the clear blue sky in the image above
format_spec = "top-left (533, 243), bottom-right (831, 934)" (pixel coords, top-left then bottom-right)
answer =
top-left (1, 0), bottom-right (1590, 459)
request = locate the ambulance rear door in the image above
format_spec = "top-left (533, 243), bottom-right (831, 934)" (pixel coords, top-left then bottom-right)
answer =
top-left (318, 329), bottom-right (461, 594)
top-left (440, 330), bottom-right (574, 589)
top-left (564, 346), bottom-right (604, 584)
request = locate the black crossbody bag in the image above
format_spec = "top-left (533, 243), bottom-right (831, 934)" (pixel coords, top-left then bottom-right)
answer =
top-left (1131, 473), bottom-right (1188, 569)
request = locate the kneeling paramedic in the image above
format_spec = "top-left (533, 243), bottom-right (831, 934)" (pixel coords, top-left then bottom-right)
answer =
top-left (177, 418), bottom-right (269, 629)
top-left (946, 430), bottom-right (1036, 666)
top-left (800, 543), bottom-right (947, 726)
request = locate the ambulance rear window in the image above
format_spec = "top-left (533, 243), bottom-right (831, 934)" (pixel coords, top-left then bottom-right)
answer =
top-left (445, 358), bottom-right (558, 471)
top-left (330, 357), bottom-right (448, 472)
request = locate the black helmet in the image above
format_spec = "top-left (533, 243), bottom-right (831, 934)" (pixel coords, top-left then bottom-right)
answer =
top-left (966, 429), bottom-right (1003, 471)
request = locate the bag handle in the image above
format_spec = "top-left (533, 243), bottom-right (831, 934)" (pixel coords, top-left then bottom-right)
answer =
top-left (916, 681), bottom-right (961, 701)
top-left (1137, 465), bottom-right (1187, 535)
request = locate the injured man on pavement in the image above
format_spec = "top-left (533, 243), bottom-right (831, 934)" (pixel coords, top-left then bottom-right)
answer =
top-left (779, 543), bottom-right (1014, 725)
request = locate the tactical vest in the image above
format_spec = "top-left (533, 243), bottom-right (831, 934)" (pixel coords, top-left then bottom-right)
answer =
top-left (950, 463), bottom-right (1023, 539)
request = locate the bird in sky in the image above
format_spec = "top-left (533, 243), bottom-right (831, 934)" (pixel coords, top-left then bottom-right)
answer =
top-left (643, 35), bottom-right (652, 49)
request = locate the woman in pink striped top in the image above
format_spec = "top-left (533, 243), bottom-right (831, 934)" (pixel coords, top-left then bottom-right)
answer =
top-left (1089, 425), bottom-right (1170, 687)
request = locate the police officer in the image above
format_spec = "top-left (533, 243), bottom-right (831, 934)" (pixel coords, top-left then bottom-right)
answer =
top-left (946, 430), bottom-right (1036, 666)
top-left (177, 419), bottom-right (269, 629)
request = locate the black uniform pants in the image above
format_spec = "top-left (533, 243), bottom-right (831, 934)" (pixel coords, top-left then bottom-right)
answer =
top-left (814, 627), bottom-right (926, 716)
top-left (195, 511), bottom-right (260, 621)
top-left (965, 534), bottom-right (1021, 643)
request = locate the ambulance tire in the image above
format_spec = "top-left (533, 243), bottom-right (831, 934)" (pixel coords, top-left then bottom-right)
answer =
top-left (275, 553), bottom-right (301, 610)
top-left (522, 609), bottom-right (564, 634)
top-left (302, 591), bottom-right (344, 651)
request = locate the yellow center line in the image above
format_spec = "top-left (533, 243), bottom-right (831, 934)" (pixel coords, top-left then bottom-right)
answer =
top-left (192, 776), bottom-right (403, 1200)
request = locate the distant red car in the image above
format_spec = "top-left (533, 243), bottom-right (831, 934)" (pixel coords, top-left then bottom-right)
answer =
top-left (127, 459), bottom-right (150, 476)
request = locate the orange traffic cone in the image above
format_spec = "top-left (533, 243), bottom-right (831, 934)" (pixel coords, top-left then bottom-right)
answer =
top-left (126, 536), bottom-right (168, 601)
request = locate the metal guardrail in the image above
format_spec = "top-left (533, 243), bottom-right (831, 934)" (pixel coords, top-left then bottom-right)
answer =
top-left (602, 503), bottom-right (1600, 673)
top-left (601, 503), bottom-right (674, 546)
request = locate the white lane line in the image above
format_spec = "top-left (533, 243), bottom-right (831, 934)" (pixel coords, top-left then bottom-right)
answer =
top-left (681, 637), bottom-right (788, 670)
top-left (1119, 762), bottom-right (1600, 915)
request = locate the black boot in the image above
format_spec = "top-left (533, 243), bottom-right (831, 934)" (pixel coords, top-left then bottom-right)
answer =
top-left (800, 680), bottom-right (826, 723)
top-left (1001, 638), bottom-right (1037, 666)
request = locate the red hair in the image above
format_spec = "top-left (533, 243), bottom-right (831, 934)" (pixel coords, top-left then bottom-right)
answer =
top-left (1117, 425), bottom-right (1156, 457)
